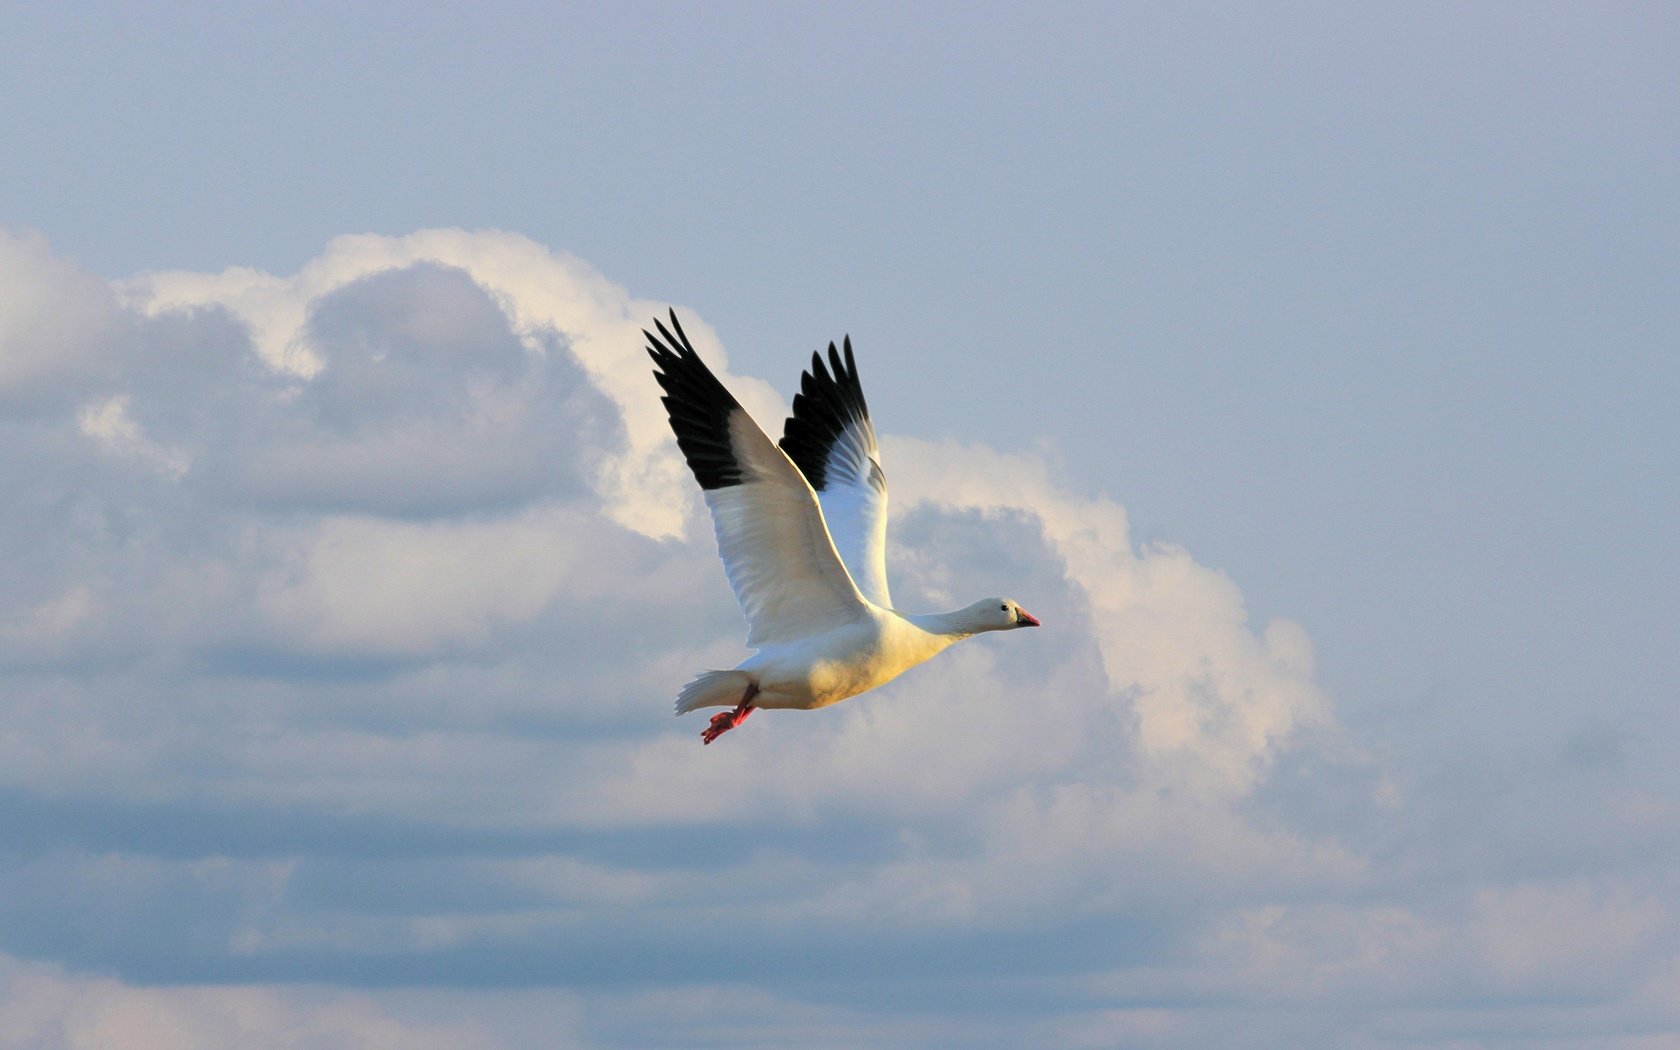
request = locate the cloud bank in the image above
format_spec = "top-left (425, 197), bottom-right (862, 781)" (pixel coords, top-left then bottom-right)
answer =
top-left (0, 227), bottom-right (1674, 1048)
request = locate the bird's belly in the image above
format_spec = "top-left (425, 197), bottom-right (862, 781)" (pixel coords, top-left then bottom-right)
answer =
top-left (746, 631), bottom-right (918, 711)
top-left (804, 654), bottom-right (896, 709)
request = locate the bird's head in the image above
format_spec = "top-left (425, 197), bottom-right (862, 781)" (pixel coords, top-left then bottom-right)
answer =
top-left (967, 597), bottom-right (1041, 632)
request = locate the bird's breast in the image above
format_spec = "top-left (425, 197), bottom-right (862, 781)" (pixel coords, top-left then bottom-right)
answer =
top-left (802, 618), bottom-right (951, 708)
top-left (745, 616), bottom-right (957, 711)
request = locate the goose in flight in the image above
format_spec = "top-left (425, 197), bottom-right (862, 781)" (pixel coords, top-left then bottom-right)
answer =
top-left (645, 311), bottom-right (1039, 744)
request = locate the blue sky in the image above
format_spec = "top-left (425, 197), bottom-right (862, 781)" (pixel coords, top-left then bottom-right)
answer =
top-left (2, 3), bottom-right (1677, 1047)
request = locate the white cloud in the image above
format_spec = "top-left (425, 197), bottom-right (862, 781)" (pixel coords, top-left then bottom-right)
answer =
top-left (76, 395), bottom-right (190, 478)
top-left (885, 436), bottom-right (1333, 799)
top-left (117, 228), bottom-right (765, 537)
top-left (0, 230), bottom-right (121, 405)
top-left (253, 509), bottom-right (601, 658)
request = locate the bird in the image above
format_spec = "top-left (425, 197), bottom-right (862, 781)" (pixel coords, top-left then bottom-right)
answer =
top-left (645, 310), bottom-right (1040, 744)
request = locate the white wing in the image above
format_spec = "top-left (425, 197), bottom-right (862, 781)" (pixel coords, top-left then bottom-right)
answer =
top-left (646, 313), bottom-right (872, 647)
top-left (778, 338), bottom-right (892, 609)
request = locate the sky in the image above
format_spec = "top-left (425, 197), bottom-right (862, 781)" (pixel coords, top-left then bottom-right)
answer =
top-left (1, 3), bottom-right (1677, 1047)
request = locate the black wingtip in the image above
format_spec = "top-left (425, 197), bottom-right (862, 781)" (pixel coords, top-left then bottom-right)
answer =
top-left (644, 310), bottom-right (745, 491)
top-left (652, 317), bottom-right (680, 353)
top-left (666, 309), bottom-right (693, 350)
top-left (779, 333), bottom-right (874, 492)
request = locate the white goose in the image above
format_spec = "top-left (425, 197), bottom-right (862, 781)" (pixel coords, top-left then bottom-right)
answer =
top-left (646, 311), bottom-right (1040, 744)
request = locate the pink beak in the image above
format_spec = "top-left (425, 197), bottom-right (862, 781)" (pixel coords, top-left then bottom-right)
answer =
top-left (1016, 608), bottom-right (1041, 627)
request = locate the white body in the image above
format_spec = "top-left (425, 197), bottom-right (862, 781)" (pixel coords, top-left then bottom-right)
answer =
top-left (734, 609), bottom-right (959, 711)
top-left (675, 597), bottom-right (1029, 716)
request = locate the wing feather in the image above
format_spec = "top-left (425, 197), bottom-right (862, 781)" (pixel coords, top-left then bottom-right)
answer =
top-left (645, 312), bottom-right (871, 647)
top-left (778, 338), bottom-right (892, 608)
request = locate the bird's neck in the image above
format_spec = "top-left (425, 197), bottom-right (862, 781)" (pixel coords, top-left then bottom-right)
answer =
top-left (904, 608), bottom-right (984, 640)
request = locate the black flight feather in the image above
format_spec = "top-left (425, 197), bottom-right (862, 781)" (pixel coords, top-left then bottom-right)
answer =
top-left (779, 336), bottom-right (871, 492)
top-left (645, 310), bottom-right (746, 491)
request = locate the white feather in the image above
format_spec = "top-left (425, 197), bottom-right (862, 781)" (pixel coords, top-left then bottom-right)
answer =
top-left (812, 418), bottom-right (892, 609)
top-left (706, 410), bottom-right (870, 648)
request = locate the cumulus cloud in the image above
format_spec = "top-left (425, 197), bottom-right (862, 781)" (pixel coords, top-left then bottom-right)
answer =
top-left (116, 228), bottom-right (761, 537)
top-left (884, 437), bottom-right (1333, 799)
top-left (0, 226), bottom-right (1674, 1048)
top-left (0, 231), bottom-right (122, 406)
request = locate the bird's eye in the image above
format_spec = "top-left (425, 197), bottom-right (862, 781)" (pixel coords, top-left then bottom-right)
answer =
top-left (1000, 604), bottom-right (1008, 611)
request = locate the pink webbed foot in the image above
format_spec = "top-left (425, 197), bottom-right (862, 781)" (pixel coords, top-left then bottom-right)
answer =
top-left (700, 700), bottom-right (755, 745)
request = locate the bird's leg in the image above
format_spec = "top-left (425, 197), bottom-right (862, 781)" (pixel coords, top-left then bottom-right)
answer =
top-left (701, 682), bottom-right (759, 745)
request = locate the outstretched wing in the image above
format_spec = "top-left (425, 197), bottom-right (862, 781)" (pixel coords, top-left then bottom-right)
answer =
top-left (645, 311), bottom-right (872, 647)
top-left (777, 338), bottom-right (892, 609)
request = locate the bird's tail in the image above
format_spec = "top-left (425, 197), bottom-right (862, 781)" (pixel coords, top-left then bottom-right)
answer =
top-left (674, 670), bottom-right (754, 715)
